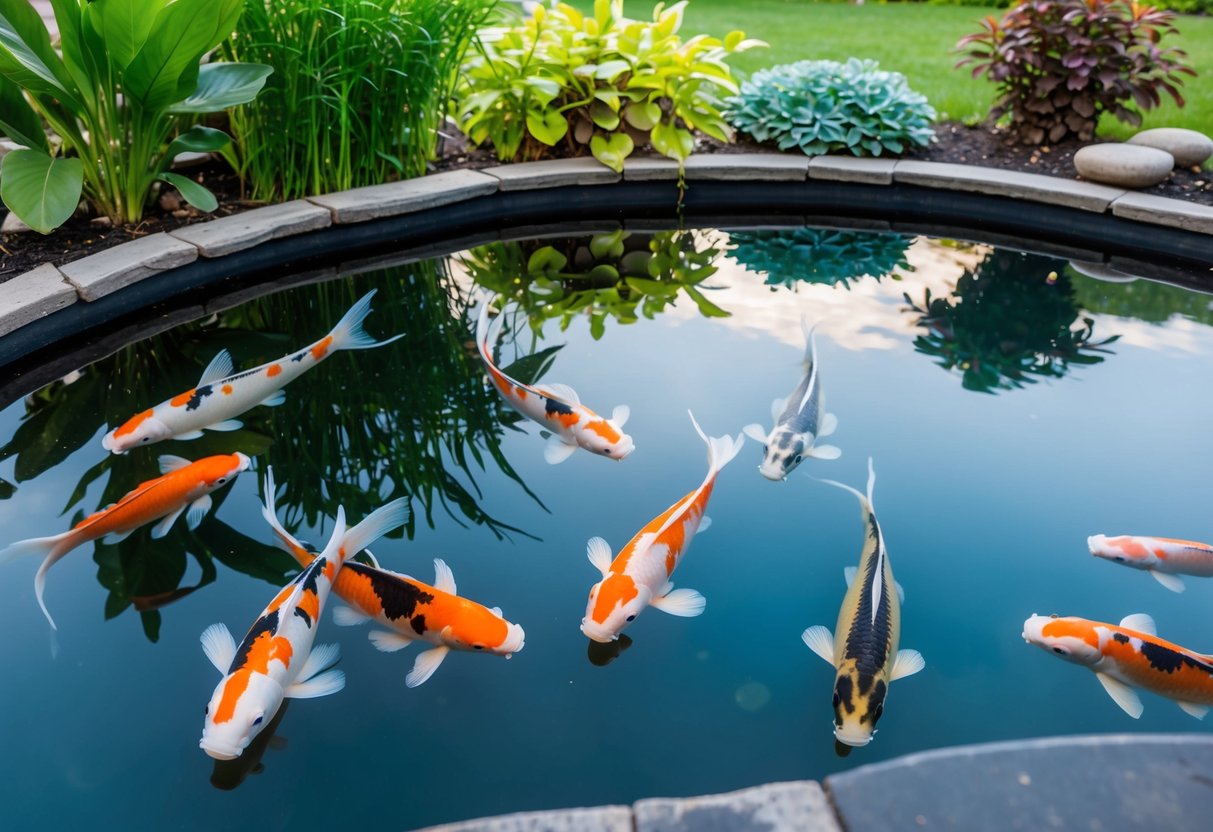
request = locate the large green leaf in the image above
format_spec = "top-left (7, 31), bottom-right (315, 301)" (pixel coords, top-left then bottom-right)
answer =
top-left (0, 74), bottom-right (47, 150)
top-left (87, 0), bottom-right (163, 72)
top-left (0, 149), bottom-right (83, 234)
top-left (525, 109), bottom-right (568, 146)
top-left (124, 0), bottom-right (243, 111)
top-left (158, 171), bottom-right (217, 212)
top-left (0, 1), bottom-right (78, 103)
top-left (166, 61), bottom-right (271, 114)
top-left (163, 125), bottom-right (230, 166)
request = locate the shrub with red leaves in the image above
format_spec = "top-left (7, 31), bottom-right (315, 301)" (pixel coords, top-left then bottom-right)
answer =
top-left (956, 0), bottom-right (1196, 145)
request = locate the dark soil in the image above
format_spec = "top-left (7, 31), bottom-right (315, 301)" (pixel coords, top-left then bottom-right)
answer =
top-left (3, 121), bottom-right (1210, 280)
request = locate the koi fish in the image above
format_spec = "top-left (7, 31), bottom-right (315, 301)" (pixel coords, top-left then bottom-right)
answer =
top-left (260, 470), bottom-right (524, 688)
top-left (475, 301), bottom-right (634, 464)
top-left (209, 700), bottom-right (289, 791)
top-left (802, 459), bottom-right (924, 748)
top-left (1088, 534), bottom-right (1213, 593)
top-left (0, 452), bottom-right (249, 629)
top-left (1022, 613), bottom-right (1213, 720)
top-left (581, 412), bottom-right (743, 643)
top-left (200, 505), bottom-right (349, 760)
top-left (102, 291), bottom-right (402, 454)
top-left (743, 323), bottom-right (840, 481)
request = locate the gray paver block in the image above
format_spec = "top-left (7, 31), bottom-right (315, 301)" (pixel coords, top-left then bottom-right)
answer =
top-left (682, 153), bottom-right (809, 181)
top-left (408, 806), bottom-right (633, 832)
top-left (307, 169), bottom-right (499, 224)
top-left (893, 160), bottom-right (1127, 212)
top-left (826, 733), bottom-right (1213, 832)
top-left (169, 200), bottom-right (331, 257)
top-left (58, 232), bottom-right (198, 301)
top-left (808, 155), bottom-right (897, 185)
top-left (0, 263), bottom-right (76, 336)
top-left (1110, 192), bottom-right (1213, 235)
top-left (634, 781), bottom-right (841, 832)
top-left (624, 156), bottom-right (683, 181)
top-left (482, 158), bottom-right (620, 191)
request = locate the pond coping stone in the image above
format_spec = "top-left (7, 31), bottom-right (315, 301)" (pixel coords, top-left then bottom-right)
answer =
top-left (683, 153), bottom-right (809, 181)
top-left (168, 200), bottom-right (331, 258)
top-left (623, 156), bottom-right (683, 181)
top-left (306, 169), bottom-right (500, 224)
top-left (408, 806), bottom-right (633, 832)
top-left (808, 155), bottom-right (897, 185)
top-left (0, 263), bottom-right (77, 337)
top-left (893, 160), bottom-right (1127, 212)
top-left (481, 158), bottom-right (620, 190)
top-left (58, 232), bottom-right (198, 301)
top-left (633, 780), bottom-right (842, 832)
top-left (1110, 192), bottom-right (1213, 235)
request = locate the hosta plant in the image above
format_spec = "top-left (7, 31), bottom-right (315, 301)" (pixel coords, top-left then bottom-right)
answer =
top-left (956, 0), bottom-right (1195, 145)
top-left (724, 59), bottom-right (935, 157)
top-left (455, 0), bottom-right (764, 172)
top-left (728, 227), bottom-right (914, 290)
top-left (0, 0), bottom-right (270, 232)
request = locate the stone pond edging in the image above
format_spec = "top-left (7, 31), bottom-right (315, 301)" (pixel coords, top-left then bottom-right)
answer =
top-left (4, 153), bottom-right (1213, 339)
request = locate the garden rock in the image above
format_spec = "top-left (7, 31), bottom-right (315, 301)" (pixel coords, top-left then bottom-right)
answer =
top-left (1073, 143), bottom-right (1173, 189)
top-left (2, 211), bottom-right (32, 233)
top-left (1127, 127), bottom-right (1213, 168)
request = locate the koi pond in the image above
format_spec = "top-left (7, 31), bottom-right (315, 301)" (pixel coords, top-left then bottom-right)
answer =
top-left (1, 227), bottom-right (1212, 830)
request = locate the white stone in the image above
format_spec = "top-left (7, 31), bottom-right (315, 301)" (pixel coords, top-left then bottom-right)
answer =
top-left (2, 211), bottom-right (32, 233)
top-left (634, 781), bottom-right (841, 832)
top-left (1128, 128), bottom-right (1213, 168)
top-left (1073, 143), bottom-right (1174, 189)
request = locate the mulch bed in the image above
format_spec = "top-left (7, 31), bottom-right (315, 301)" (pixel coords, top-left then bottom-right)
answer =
top-left (2, 121), bottom-right (1210, 280)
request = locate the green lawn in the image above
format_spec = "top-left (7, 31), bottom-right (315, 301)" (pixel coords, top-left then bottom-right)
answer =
top-left (568, 1), bottom-right (1213, 140)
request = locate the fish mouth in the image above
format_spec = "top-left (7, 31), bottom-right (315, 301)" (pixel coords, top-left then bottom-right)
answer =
top-left (580, 621), bottom-right (617, 644)
top-left (757, 465), bottom-right (784, 482)
top-left (199, 738), bottom-right (241, 761)
top-left (834, 730), bottom-right (873, 748)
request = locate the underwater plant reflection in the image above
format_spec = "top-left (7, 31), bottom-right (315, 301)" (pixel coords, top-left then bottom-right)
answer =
top-left (727, 227), bottom-right (914, 290)
top-left (903, 250), bottom-right (1119, 393)
top-left (1068, 269), bottom-right (1213, 328)
top-left (210, 700), bottom-right (290, 791)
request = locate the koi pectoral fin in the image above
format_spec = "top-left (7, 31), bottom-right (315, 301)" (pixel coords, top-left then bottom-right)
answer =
top-left (1096, 672), bottom-right (1143, 719)
top-left (368, 630), bottom-right (415, 653)
top-left (1178, 701), bottom-right (1209, 720)
top-left (150, 507), bottom-right (186, 539)
top-left (295, 643), bottom-right (340, 684)
top-left (332, 605), bottom-right (370, 627)
top-left (742, 423), bottom-right (768, 443)
top-left (801, 626), bottom-right (836, 666)
top-left (1150, 570), bottom-right (1185, 593)
top-left (890, 649), bottom-right (925, 681)
top-left (818, 412), bottom-right (838, 438)
top-left (186, 495), bottom-right (213, 530)
top-left (544, 437), bottom-right (578, 465)
top-left (406, 646), bottom-right (450, 688)
top-left (286, 668), bottom-right (345, 699)
top-left (200, 623), bottom-right (236, 673)
top-left (208, 419), bottom-right (243, 432)
top-left (650, 587), bottom-right (706, 617)
top-left (808, 444), bottom-right (841, 461)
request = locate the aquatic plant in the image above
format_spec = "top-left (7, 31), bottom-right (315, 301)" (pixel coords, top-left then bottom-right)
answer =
top-left (0, 0), bottom-right (270, 231)
top-left (455, 0), bottom-right (763, 171)
top-left (724, 58), bottom-right (935, 157)
top-left (727, 227), bottom-right (914, 290)
top-left (904, 250), bottom-right (1120, 393)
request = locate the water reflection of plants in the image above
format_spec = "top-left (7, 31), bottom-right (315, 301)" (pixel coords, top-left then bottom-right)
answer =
top-left (727, 227), bottom-right (914, 290)
top-left (460, 230), bottom-right (729, 338)
top-left (1069, 271), bottom-right (1213, 328)
top-left (903, 250), bottom-right (1119, 393)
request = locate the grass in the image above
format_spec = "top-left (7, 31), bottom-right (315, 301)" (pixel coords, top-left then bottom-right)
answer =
top-left (566, 1), bottom-right (1213, 140)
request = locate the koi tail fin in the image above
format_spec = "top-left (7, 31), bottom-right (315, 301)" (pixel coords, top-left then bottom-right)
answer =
top-left (259, 468), bottom-right (311, 567)
top-left (317, 507), bottom-right (348, 567)
top-left (688, 410), bottom-right (745, 476)
top-left (817, 457), bottom-right (877, 514)
top-left (1, 533), bottom-right (75, 630)
top-left (330, 290), bottom-right (403, 352)
top-left (474, 295), bottom-right (498, 363)
top-left (339, 498), bottom-right (410, 566)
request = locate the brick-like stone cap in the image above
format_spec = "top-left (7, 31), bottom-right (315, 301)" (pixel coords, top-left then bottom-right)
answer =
top-left (482, 158), bottom-right (620, 191)
top-left (307, 169), bottom-right (499, 224)
top-left (0, 263), bottom-right (76, 337)
top-left (1110, 192), bottom-right (1213, 235)
top-left (58, 232), bottom-right (198, 301)
top-left (894, 160), bottom-right (1127, 212)
top-left (169, 200), bottom-right (330, 258)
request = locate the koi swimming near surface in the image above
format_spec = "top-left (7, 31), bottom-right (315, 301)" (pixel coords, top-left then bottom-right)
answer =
top-left (1088, 534), bottom-right (1213, 593)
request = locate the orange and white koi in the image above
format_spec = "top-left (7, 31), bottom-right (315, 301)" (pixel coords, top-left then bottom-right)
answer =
top-left (802, 459), bottom-right (924, 748)
top-left (475, 301), bottom-right (634, 464)
top-left (1023, 613), bottom-right (1213, 720)
top-left (581, 412), bottom-right (743, 643)
top-left (260, 470), bottom-right (524, 687)
top-left (103, 291), bottom-right (401, 454)
top-left (1088, 534), bottom-right (1213, 593)
top-left (0, 453), bottom-right (250, 629)
top-left (200, 503), bottom-right (349, 760)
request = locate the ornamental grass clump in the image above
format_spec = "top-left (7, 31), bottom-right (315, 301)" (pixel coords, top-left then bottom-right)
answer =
top-left (956, 0), bottom-right (1195, 145)
top-left (723, 59), bottom-right (936, 157)
top-left (454, 0), bottom-right (764, 172)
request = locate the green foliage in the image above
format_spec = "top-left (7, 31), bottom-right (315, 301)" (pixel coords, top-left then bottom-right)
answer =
top-left (223, 0), bottom-right (495, 201)
top-left (0, 0), bottom-right (270, 230)
top-left (725, 58), bottom-right (935, 157)
top-left (1069, 270), bottom-right (1213, 327)
top-left (903, 250), bottom-right (1119, 393)
top-left (454, 0), bottom-right (763, 171)
top-left (728, 227), bottom-right (914, 289)
top-left (957, 0), bottom-right (1196, 144)
top-left (462, 229), bottom-right (729, 337)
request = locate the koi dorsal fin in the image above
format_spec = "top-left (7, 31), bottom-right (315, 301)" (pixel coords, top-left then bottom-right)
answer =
top-left (535, 383), bottom-right (579, 405)
top-left (433, 558), bottom-right (456, 594)
top-left (1119, 613), bottom-right (1156, 636)
top-left (198, 349), bottom-right (234, 386)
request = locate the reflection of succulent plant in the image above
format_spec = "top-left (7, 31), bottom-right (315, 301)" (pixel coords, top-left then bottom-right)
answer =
top-left (461, 229), bottom-right (729, 338)
top-left (904, 250), bottom-right (1119, 393)
top-left (728, 227), bottom-right (914, 290)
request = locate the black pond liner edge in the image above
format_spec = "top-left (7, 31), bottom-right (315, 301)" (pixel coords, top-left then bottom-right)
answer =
top-left (2, 179), bottom-right (1211, 411)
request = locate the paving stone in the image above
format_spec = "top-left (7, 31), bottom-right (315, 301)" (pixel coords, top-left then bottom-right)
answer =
top-left (808, 155), bottom-right (897, 185)
top-left (308, 170), bottom-right (499, 224)
top-left (893, 160), bottom-right (1126, 212)
top-left (1074, 143), bottom-right (1174, 189)
top-left (1128, 127), bottom-right (1213, 168)
top-left (1110, 192), bottom-right (1213, 235)
top-left (408, 806), bottom-right (633, 832)
top-left (634, 781), bottom-right (841, 832)
top-left (682, 153), bottom-right (809, 181)
top-left (0, 264), bottom-right (76, 337)
top-left (623, 156), bottom-right (683, 181)
top-left (169, 200), bottom-right (331, 257)
top-left (58, 232), bottom-right (198, 301)
top-left (826, 733), bottom-right (1213, 832)
top-left (481, 158), bottom-right (620, 191)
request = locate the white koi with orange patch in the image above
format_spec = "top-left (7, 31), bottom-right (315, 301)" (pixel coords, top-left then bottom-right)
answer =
top-left (475, 301), bottom-right (634, 464)
top-left (199, 505), bottom-right (350, 760)
top-left (581, 412), bottom-right (743, 643)
top-left (103, 291), bottom-right (401, 453)
top-left (1088, 534), bottom-right (1213, 593)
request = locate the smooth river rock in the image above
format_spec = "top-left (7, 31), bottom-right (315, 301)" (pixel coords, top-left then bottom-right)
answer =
top-left (1127, 127), bottom-right (1213, 168)
top-left (1073, 143), bottom-right (1174, 189)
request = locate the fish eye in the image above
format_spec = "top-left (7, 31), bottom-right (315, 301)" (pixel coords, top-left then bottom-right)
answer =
top-left (626, 615), bottom-right (636, 622)
top-left (792, 454), bottom-right (803, 464)
top-left (217, 478), bottom-right (227, 485)
top-left (473, 645), bottom-right (484, 650)
top-left (1052, 646), bottom-right (1067, 655)
top-left (205, 705), bottom-right (210, 715)
top-left (252, 715), bottom-right (263, 726)
top-left (1114, 556), bottom-right (1126, 562)
top-left (602, 449), bottom-right (611, 455)
top-left (142, 437), bottom-right (151, 443)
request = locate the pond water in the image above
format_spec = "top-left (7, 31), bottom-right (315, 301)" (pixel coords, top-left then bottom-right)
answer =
top-left (1, 227), bottom-right (1212, 830)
